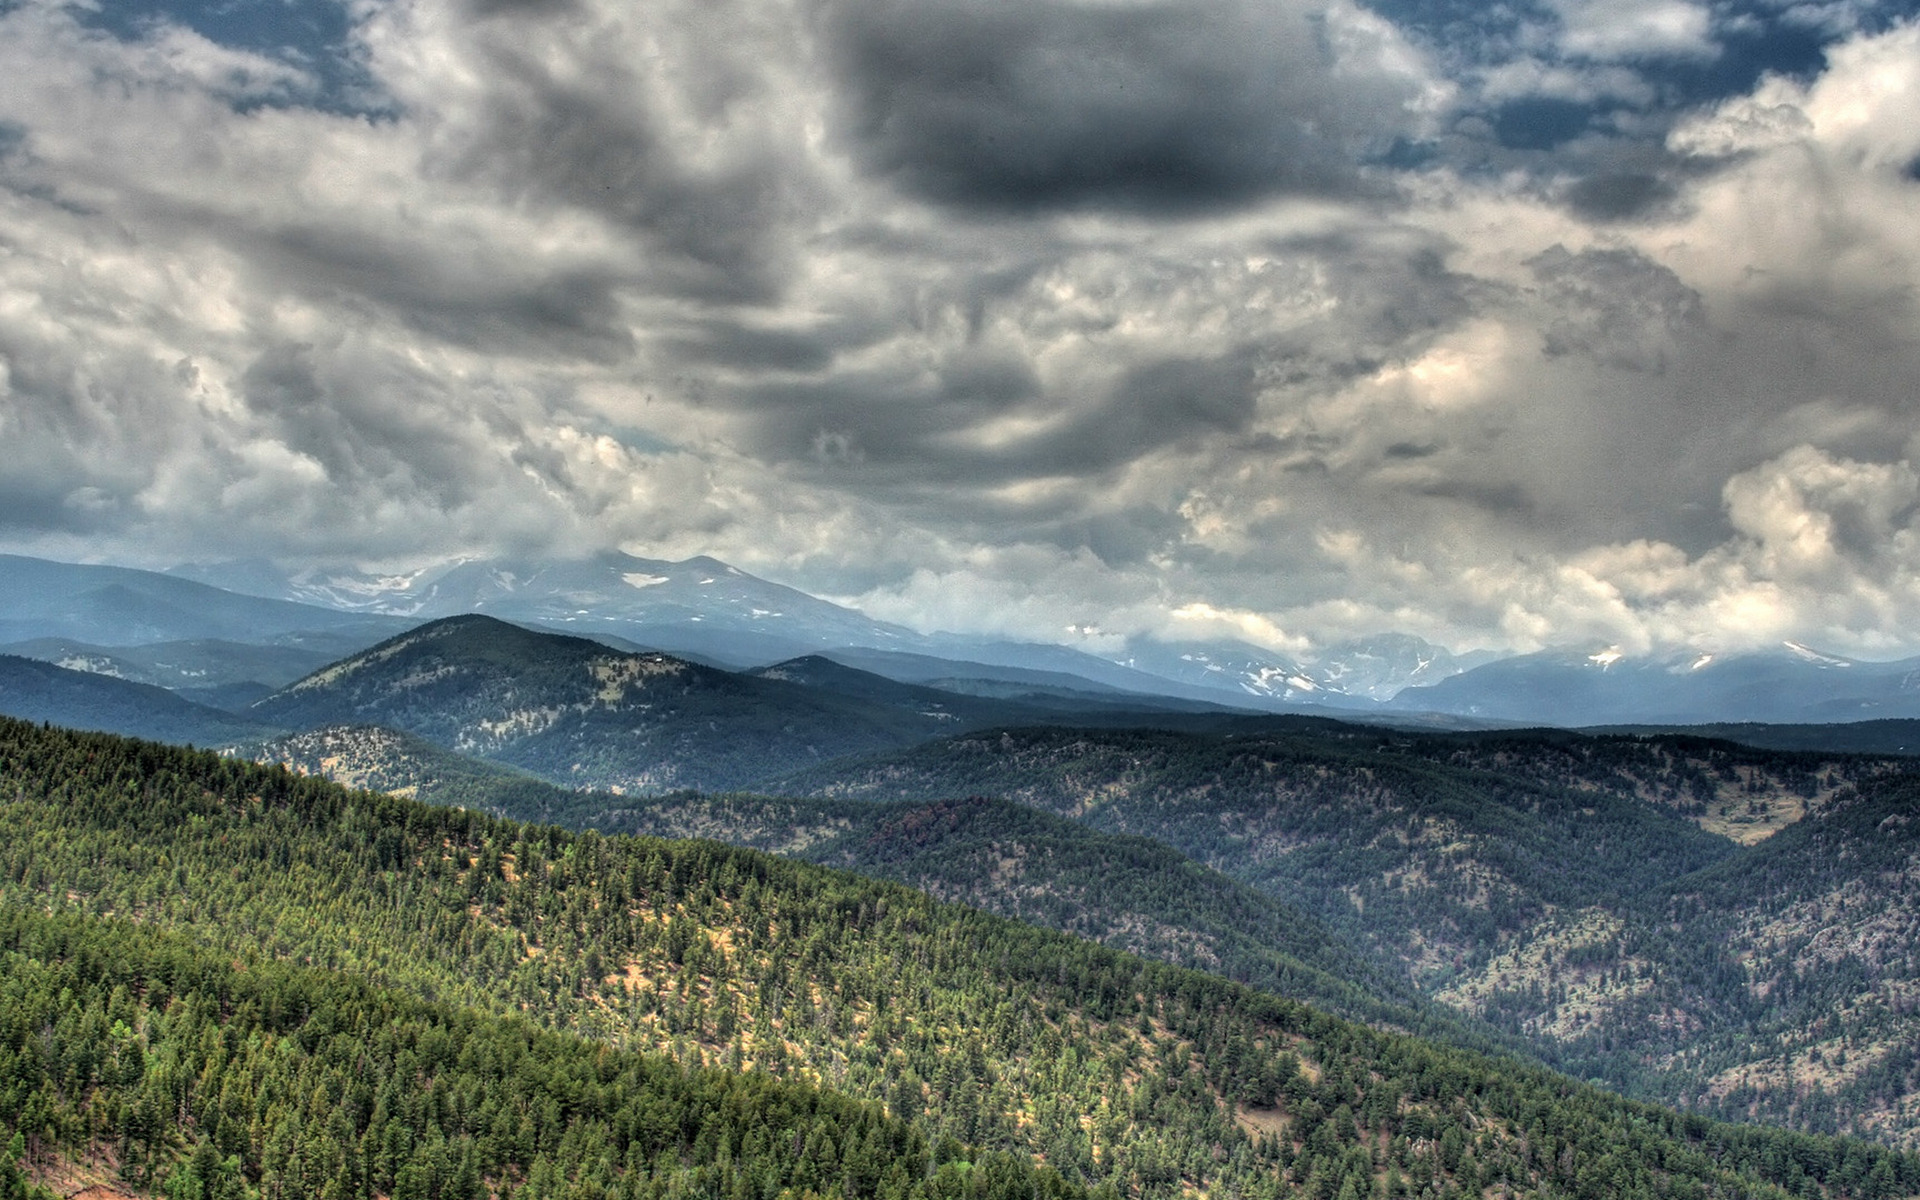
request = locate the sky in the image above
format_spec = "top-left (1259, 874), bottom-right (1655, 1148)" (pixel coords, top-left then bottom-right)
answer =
top-left (2, 0), bottom-right (1919, 659)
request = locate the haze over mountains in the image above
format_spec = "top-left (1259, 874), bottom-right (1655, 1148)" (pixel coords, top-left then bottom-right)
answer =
top-left (0, 548), bottom-right (1902, 729)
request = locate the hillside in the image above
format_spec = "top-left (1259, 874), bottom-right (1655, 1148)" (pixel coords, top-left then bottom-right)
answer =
top-left (0, 654), bottom-right (284, 746)
top-left (252, 725), bottom-right (1498, 1049)
top-left (5, 717), bottom-right (1916, 1199)
top-left (0, 908), bottom-right (1058, 1200)
top-left (247, 615), bottom-right (999, 791)
top-left (763, 724), bottom-right (1920, 1138)
top-left (766, 727), bottom-right (1764, 974)
top-left (244, 617), bottom-right (1333, 794)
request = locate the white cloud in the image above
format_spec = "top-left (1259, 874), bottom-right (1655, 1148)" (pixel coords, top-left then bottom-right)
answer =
top-left (1549, 0), bottom-right (1718, 61)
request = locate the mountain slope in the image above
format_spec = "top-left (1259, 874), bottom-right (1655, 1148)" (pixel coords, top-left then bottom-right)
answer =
top-left (767, 725), bottom-right (1761, 976)
top-left (1, 907), bottom-right (1040, 1200)
top-left (0, 654), bottom-right (283, 746)
top-left (766, 722), bottom-right (1920, 1143)
top-left (251, 725), bottom-right (1482, 1042)
top-left (0, 554), bottom-right (411, 647)
top-left (247, 615), bottom-right (994, 791)
top-left (3, 715), bottom-right (1916, 1200)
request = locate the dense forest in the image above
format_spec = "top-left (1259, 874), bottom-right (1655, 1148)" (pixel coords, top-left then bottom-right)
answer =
top-left (6, 717), bottom-right (1920, 1200)
top-left (0, 909), bottom-right (1069, 1200)
top-left (252, 717), bottom-right (1920, 1149)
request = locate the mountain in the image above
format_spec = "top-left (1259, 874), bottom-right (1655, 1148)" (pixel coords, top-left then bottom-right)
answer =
top-left (245, 617), bottom-right (1330, 794)
top-left (249, 723), bottom-right (1487, 1043)
top-left (5, 715), bottom-right (1916, 1200)
top-left (166, 552), bottom-right (1471, 709)
top-left (245, 614), bottom-right (986, 791)
top-left (1392, 644), bottom-right (1920, 726)
top-left (60, 549), bottom-right (1920, 722)
top-left (762, 720), bottom-right (1920, 1139)
top-left (174, 550), bottom-right (927, 669)
top-left (588, 791), bottom-right (1508, 1045)
top-left (0, 654), bottom-right (283, 746)
top-left (0, 635), bottom-right (340, 709)
top-left (252, 721), bottom-right (550, 799)
top-left (1107, 636), bottom-right (1336, 705)
top-left (0, 553), bottom-right (411, 647)
top-left (769, 724), bottom-right (1758, 974)
top-left (1313, 633), bottom-right (1497, 701)
top-left (1430, 766), bottom-right (1920, 1146)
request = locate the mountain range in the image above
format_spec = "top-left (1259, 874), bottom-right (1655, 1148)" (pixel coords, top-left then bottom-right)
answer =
top-left (127, 551), bottom-right (1920, 725)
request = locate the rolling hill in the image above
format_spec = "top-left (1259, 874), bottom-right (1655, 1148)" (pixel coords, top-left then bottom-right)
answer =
top-left (760, 721), bottom-right (1920, 1142)
top-left (244, 614), bottom-right (1003, 791)
top-left (4, 715), bottom-right (1916, 1200)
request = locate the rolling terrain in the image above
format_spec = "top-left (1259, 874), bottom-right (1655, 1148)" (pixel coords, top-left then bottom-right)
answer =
top-left (251, 724), bottom-right (1470, 1042)
top-left (4, 716), bottom-right (1916, 1200)
top-left (242, 615), bottom-right (1312, 794)
top-left (245, 615), bottom-right (1019, 792)
top-left (761, 723), bottom-right (1920, 1143)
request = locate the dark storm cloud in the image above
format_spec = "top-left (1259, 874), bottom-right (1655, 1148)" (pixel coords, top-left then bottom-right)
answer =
top-left (733, 347), bottom-right (1260, 484)
top-left (1384, 441), bottom-right (1441, 459)
top-left (817, 0), bottom-right (1428, 212)
top-left (430, 5), bottom-right (812, 304)
top-left (1413, 478), bottom-right (1538, 518)
top-left (254, 224), bottom-right (635, 361)
top-left (661, 323), bottom-right (839, 373)
top-left (1040, 354), bottom-right (1262, 470)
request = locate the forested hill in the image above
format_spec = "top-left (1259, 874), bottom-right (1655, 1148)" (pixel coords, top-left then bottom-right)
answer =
top-left (248, 725), bottom-right (1488, 1047)
top-left (5, 718), bottom-right (1920, 1200)
top-left (759, 725), bottom-right (1920, 1146)
top-left (765, 725), bottom-right (1886, 978)
top-left (0, 909), bottom-right (1068, 1200)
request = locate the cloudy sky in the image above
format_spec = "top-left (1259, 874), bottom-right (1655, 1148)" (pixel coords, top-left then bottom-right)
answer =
top-left (3, 0), bottom-right (1919, 658)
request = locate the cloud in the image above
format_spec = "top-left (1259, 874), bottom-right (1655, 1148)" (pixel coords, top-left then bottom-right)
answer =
top-left (1549, 0), bottom-right (1718, 62)
top-left (2, 0), bottom-right (1920, 666)
top-left (817, 0), bottom-right (1442, 211)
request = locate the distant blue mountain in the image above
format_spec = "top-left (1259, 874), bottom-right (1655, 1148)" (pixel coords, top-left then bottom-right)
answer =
top-left (0, 554), bottom-right (409, 647)
top-left (1388, 643), bottom-right (1920, 726)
